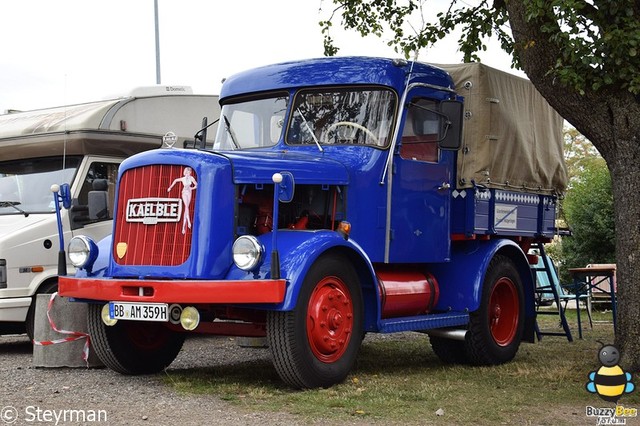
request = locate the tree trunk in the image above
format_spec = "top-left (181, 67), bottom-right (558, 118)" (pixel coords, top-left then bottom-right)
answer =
top-left (609, 138), bottom-right (640, 371)
top-left (504, 1), bottom-right (640, 370)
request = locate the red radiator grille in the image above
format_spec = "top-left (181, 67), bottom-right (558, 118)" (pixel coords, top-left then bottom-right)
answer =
top-left (113, 164), bottom-right (197, 266)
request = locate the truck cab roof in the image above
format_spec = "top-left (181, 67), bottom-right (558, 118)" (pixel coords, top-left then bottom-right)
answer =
top-left (220, 57), bottom-right (456, 100)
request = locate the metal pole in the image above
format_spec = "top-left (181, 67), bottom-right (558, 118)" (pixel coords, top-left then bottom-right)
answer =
top-left (51, 185), bottom-right (67, 276)
top-left (270, 174), bottom-right (283, 280)
top-left (154, 0), bottom-right (161, 84)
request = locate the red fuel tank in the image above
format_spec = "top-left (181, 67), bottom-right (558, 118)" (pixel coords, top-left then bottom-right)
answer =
top-left (376, 269), bottom-right (440, 319)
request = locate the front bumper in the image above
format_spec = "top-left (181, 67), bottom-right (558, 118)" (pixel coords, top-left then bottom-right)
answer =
top-left (59, 276), bottom-right (287, 304)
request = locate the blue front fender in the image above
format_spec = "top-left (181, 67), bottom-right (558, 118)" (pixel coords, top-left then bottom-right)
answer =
top-left (74, 235), bottom-right (112, 278)
top-left (225, 230), bottom-right (378, 313)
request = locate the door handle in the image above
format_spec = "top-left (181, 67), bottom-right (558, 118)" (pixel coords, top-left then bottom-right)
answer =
top-left (438, 182), bottom-right (451, 191)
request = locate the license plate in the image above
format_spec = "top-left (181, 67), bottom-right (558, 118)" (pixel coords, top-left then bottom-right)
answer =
top-left (109, 302), bottom-right (168, 322)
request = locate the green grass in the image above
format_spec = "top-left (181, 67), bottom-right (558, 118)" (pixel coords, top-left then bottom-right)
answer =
top-left (163, 310), bottom-right (639, 425)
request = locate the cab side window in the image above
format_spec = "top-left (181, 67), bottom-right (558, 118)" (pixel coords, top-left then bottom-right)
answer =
top-left (399, 98), bottom-right (440, 163)
top-left (76, 162), bottom-right (118, 222)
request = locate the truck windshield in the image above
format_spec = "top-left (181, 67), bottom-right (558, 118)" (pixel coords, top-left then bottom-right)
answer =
top-left (287, 88), bottom-right (396, 147)
top-left (0, 157), bottom-right (80, 215)
top-left (213, 94), bottom-right (289, 150)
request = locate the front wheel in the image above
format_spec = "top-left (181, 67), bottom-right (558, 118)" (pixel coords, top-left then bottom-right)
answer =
top-left (26, 281), bottom-right (58, 341)
top-left (465, 255), bottom-right (525, 365)
top-left (87, 304), bottom-right (185, 374)
top-left (267, 254), bottom-right (363, 388)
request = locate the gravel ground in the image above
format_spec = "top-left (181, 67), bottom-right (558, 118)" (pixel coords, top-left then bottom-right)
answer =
top-left (0, 333), bottom-right (313, 426)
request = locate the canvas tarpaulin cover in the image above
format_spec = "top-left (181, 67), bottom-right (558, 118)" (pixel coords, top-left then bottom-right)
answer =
top-left (434, 63), bottom-right (568, 195)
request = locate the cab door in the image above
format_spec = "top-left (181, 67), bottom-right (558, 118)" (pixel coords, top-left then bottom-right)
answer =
top-left (389, 94), bottom-right (452, 263)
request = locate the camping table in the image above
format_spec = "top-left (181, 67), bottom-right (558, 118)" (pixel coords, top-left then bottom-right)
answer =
top-left (568, 266), bottom-right (617, 339)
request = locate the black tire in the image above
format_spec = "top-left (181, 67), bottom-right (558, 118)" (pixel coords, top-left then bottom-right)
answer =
top-left (267, 254), bottom-right (363, 389)
top-left (465, 255), bottom-right (525, 365)
top-left (430, 335), bottom-right (469, 364)
top-left (26, 280), bottom-right (58, 341)
top-left (87, 303), bottom-right (185, 374)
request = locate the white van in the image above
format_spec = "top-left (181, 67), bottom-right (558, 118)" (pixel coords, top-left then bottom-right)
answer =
top-left (0, 87), bottom-right (219, 338)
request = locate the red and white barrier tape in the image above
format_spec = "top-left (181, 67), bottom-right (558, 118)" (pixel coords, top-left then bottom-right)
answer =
top-left (32, 292), bottom-right (91, 364)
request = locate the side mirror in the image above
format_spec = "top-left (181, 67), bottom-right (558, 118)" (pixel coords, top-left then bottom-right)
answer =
top-left (439, 100), bottom-right (463, 150)
top-left (195, 117), bottom-right (208, 150)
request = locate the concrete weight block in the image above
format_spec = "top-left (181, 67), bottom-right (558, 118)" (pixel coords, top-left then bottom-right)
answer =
top-left (32, 294), bottom-right (103, 368)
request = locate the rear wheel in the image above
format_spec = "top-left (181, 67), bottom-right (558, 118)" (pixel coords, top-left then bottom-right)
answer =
top-left (267, 254), bottom-right (363, 388)
top-left (466, 255), bottom-right (524, 365)
top-left (429, 336), bottom-right (469, 364)
top-left (87, 304), bottom-right (185, 374)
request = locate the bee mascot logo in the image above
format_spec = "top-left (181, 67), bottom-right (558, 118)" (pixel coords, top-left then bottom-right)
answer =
top-left (586, 344), bottom-right (635, 403)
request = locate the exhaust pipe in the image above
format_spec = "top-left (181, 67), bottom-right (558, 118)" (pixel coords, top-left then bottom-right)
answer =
top-left (425, 328), bottom-right (467, 341)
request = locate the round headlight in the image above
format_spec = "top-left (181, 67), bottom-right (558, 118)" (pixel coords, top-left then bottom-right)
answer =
top-left (232, 236), bottom-right (263, 271)
top-left (68, 236), bottom-right (97, 269)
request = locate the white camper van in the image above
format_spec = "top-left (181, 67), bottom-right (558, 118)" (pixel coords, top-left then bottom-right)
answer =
top-left (0, 87), bottom-right (220, 338)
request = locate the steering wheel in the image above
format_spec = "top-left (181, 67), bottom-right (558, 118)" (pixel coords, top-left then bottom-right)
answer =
top-left (325, 121), bottom-right (380, 145)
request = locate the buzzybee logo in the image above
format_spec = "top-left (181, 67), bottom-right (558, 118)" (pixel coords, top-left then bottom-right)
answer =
top-left (584, 344), bottom-right (637, 425)
top-left (586, 344), bottom-right (635, 403)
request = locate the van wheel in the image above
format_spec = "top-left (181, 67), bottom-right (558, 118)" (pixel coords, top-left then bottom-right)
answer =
top-left (267, 254), bottom-right (363, 388)
top-left (87, 304), bottom-right (185, 374)
top-left (26, 281), bottom-right (58, 341)
top-left (466, 255), bottom-right (524, 365)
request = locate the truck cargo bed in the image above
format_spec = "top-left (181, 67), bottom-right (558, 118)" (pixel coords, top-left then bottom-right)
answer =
top-left (451, 186), bottom-right (557, 239)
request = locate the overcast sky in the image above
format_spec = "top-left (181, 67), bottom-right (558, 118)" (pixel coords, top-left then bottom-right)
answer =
top-left (0, 0), bottom-right (520, 113)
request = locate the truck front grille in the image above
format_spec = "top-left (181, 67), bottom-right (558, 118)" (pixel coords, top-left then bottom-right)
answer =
top-left (113, 164), bottom-right (196, 266)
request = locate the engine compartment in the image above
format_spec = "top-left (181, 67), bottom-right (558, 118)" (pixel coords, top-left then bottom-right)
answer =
top-left (235, 183), bottom-right (346, 236)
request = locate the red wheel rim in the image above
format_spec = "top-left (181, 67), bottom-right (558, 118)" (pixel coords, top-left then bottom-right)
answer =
top-left (306, 276), bottom-right (354, 363)
top-left (488, 277), bottom-right (519, 346)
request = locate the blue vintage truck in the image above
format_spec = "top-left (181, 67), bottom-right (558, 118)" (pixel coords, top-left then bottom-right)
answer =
top-left (58, 57), bottom-right (567, 388)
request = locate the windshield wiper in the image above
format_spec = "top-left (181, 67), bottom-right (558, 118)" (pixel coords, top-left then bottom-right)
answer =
top-left (223, 115), bottom-right (241, 150)
top-left (297, 108), bottom-right (323, 152)
top-left (0, 201), bottom-right (29, 217)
